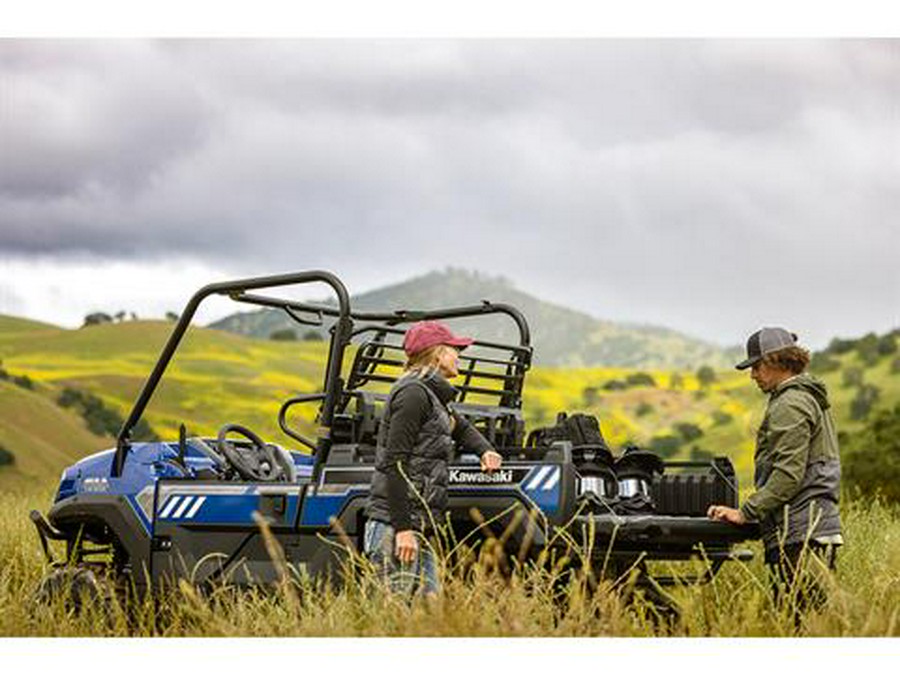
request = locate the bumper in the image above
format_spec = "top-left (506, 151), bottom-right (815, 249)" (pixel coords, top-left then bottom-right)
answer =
top-left (570, 514), bottom-right (760, 554)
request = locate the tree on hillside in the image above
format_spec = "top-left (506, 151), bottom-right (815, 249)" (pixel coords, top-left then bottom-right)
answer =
top-left (302, 330), bottom-right (324, 342)
top-left (843, 403), bottom-right (900, 503)
top-left (114, 310), bottom-right (127, 322)
top-left (625, 372), bottom-right (656, 388)
top-left (696, 365), bottom-right (716, 388)
top-left (850, 384), bottom-right (880, 421)
top-left (82, 312), bottom-right (113, 327)
top-left (270, 329), bottom-right (298, 341)
top-left (0, 443), bottom-right (14, 466)
top-left (674, 422), bottom-right (703, 442)
top-left (810, 352), bottom-right (841, 374)
top-left (712, 410), bottom-right (734, 426)
top-left (648, 434), bottom-right (681, 458)
top-left (582, 387), bottom-right (600, 406)
top-left (855, 332), bottom-right (881, 366)
top-left (165, 311), bottom-right (179, 322)
top-left (842, 367), bottom-right (864, 388)
top-left (827, 337), bottom-right (856, 355)
top-left (636, 402), bottom-right (654, 417)
top-left (877, 333), bottom-right (897, 356)
top-left (689, 446), bottom-right (715, 462)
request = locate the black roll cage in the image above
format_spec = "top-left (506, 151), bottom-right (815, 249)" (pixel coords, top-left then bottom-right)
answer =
top-left (113, 270), bottom-right (531, 481)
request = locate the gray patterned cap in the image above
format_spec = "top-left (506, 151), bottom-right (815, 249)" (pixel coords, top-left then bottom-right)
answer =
top-left (735, 327), bottom-right (799, 370)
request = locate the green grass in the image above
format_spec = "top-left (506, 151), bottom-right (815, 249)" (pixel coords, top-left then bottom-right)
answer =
top-left (1, 483), bottom-right (897, 637)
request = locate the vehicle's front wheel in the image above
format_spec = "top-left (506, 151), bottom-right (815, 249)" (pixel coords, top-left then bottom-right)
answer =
top-left (33, 565), bottom-right (117, 615)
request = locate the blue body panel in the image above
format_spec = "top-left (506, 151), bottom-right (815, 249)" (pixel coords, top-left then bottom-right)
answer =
top-left (53, 444), bottom-right (560, 534)
top-left (55, 442), bottom-right (315, 533)
top-left (299, 464), bottom-right (562, 527)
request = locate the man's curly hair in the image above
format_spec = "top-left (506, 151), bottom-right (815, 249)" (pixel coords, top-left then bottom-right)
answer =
top-left (761, 345), bottom-right (810, 374)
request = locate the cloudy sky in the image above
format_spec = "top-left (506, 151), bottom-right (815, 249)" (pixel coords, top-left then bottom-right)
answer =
top-left (1, 39), bottom-right (897, 348)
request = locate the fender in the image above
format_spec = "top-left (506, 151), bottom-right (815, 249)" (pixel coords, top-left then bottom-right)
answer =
top-left (48, 493), bottom-right (152, 583)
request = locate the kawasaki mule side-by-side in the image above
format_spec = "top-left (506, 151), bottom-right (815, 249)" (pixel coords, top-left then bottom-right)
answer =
top-left (31, 270), bottom-right (759, 597)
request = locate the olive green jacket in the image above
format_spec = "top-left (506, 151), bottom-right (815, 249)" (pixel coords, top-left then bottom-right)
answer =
top-left (740, 373), bottom-right (842, 550)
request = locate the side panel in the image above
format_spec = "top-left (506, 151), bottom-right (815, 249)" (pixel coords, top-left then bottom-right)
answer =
top-left (298, 462), bottom-right (574, 553)
top-left (151, 481), bottom-right (306, 585)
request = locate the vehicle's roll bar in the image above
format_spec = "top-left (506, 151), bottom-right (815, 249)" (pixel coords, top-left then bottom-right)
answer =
top-left (113, 271), bottom-right (351, 478)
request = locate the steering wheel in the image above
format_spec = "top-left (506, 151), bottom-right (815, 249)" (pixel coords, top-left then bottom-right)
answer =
top-left (216, 423), bottom-right (285, 482)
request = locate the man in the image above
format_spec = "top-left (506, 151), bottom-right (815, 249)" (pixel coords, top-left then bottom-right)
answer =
top-left (708, 327), bottom-right (842, 612)
top-left (364, 320), bottom-right (503, 596)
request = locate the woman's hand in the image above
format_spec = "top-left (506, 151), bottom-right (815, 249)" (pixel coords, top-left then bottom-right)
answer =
top-left (395, 529), bottom-right (419, 564)
top-left (707, 505), bottom-right (746, 525)
top-left (481, 450), bottom-right (502, 473)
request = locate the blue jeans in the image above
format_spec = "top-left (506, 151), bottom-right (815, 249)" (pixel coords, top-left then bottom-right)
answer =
top-left (363, 520), bottom-right (440, 596)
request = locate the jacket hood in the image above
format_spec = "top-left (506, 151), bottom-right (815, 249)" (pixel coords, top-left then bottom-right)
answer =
top-left (775, 372), bottom-right (831, 410)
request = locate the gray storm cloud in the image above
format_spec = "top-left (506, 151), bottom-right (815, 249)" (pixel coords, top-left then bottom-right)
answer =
top-left (1, 39), bottom-right (897, 346)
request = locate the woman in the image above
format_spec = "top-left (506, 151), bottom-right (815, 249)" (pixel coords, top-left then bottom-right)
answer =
top-left (364, 320), bottom-right (503, 595)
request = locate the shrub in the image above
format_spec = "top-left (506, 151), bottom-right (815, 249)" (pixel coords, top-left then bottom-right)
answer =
top-left (712, 410), bottom-right (734, 426)
top-left (877, 333), bottom-right (897, 356)
top-left (57, 387), bottom-right (84, 408)
top-left (809, 352), bottom-right (841, 374)
top-left (850, 384), bottom-right (880, 421)
top-left (689, 446), bottom-right (715, 462)
top-left (674, 422), bottom-right (703, 442)
top-left (843, 403), bottom-right (900, 503)
top-left (270, 329), bottom-right (298, 341)
top-left (635, 402), bottom-right (654, 417)
top-left (855, 332), bottom-right (881, 366)
top-left (0, 443), bottom-right (14, 466)
top-left (827, 337), bottom-right (856, 355)
top-left (625, 372), bottom-right (656, 388)
top-left (842, 367), bottom-right (864, 388)
top-left (696, 365), bottom-right (716, 388)
top-left (12, 374), bottom-right (33, 390)
top-left (669, 372), bottom-right (684, 390)
top-left (602, 379), bottom-right (627, 391)
top-left (57, 386), bottom-right (158, 439)
top-left (582, 387), bottom-right (600, 406)
top-left (82, 312), bottom-right (113, 327)
top-left (302, 330), bottom-right (324, 342)
top-left (0, 363), bottom-right (35, 390)
top-left (648, 435), bottom-right (681, 458)
top-left (133, 419), bottom-right (161, 442)
top-left (892, 357), bottom-right (900, 374)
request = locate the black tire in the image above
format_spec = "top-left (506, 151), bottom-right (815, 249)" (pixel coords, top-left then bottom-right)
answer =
top-left (34, 565), bottom-right (116, 616)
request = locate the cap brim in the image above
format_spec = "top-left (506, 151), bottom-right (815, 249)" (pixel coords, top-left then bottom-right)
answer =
top-left (445, 337), bottom-right (475, 351)
top-left (735, 355), bottom-right (761, 370)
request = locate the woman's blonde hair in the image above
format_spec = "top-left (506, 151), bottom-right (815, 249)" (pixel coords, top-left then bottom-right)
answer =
top-left (404, 344), bottom-right (448, 377)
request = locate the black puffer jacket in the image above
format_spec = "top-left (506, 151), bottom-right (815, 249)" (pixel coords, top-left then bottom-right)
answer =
top-left (365, 370), bottom-right (492, 532)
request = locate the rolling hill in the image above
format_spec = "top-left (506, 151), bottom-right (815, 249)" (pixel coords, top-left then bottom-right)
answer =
top-left (1, 311), bottom-right (897, 493)
top-left (209, 268), bottom-right (740, 369)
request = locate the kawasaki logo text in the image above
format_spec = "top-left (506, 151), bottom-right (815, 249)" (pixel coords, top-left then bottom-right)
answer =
top-left (449, 469), bottom-right (514, 484)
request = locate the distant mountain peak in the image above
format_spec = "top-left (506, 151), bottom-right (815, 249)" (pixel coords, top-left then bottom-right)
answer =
top-left (208, 269), bottom-right (733, 369)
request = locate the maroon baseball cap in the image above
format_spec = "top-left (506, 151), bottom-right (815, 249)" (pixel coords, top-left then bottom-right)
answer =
top-left (402, 320), bottom-right (474, 357)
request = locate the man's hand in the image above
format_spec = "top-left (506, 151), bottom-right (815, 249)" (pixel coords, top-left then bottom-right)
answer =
top-left (707, 504), bottom-right (746, 525)
top-left (395, 529), bottom-right (418, 564)
top-left (481, 450), bottom-right (502, 473)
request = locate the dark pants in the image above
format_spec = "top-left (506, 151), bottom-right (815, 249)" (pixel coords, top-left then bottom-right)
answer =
top-left (765, 541), bottom-right (838, 619)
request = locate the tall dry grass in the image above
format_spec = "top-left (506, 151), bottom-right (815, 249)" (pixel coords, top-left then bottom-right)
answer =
top-left (1, 485), bottom-right (898, 637)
